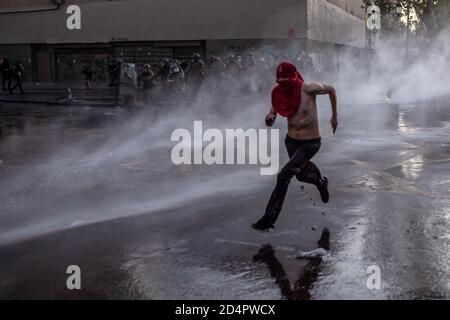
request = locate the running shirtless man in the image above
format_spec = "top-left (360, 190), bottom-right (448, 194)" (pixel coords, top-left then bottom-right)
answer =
top-left (252, 61), bottom-right (338, 232)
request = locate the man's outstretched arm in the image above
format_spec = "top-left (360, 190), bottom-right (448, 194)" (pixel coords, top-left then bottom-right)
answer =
top-left (265, 106), bottom-right (277, 127)
top-left (304, 83), bottom-right (338, 134)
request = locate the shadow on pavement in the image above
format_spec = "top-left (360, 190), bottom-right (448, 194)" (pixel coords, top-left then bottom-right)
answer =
top-left (253, 228), bottom-right (330, 300)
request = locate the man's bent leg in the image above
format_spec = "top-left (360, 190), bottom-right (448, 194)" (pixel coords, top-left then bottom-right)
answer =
top-left (296, 161), bottom-right (329, 203)
top-left (296, 161), bottom-right (323, 185)
top-left (253, 142), bottom-right (320, 231)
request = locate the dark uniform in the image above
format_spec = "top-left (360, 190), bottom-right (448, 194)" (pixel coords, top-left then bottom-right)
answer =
top-left (139, 64), bottom-right (156, 102)
top-left (108, 59), bottom-right (120, 87)
top-left (9, 59), bottom-right (24, 94)
top-left (158, 58), bottom-right (171, 83)
top-left (186, 53), bottom-right (205, 82)
top-left (0, 58), bottom-right (11, 92)
top-left (81, 63), bottom-right (94, 89)
top-left (157, 58), bottom-right (171, 95)
top-left (185, 53), bottom-right (205, 97)
top-left (207, 55), bottom-right (223, 73)
top-left (225, 54), bottom-right (242, 77)
top-left (207, 55), bottom-right (225, 83)
top-left (168, 59), bottom-right (185, 96)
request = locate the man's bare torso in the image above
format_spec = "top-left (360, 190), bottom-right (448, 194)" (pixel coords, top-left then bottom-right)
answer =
top-left (287, 83), bottom-right (320, 140)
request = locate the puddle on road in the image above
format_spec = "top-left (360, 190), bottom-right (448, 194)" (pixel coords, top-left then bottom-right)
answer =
top-left (118, 229), bottom-right (332, 300)
top-left (397, 101), bottom-right (450, 132)
top-left (339, 174), bottom-right (394, 192)
top-left (0, 105), bottom-right (123, 138)
top-left (386, 155), bottom-right (425, 180)
top-left (120, 245), bottom-right (281, 299)
top-left (311, 209), bottom-right (387, 299)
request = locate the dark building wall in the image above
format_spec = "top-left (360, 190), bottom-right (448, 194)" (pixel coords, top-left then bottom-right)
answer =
top-left (0, 0), bottom-right (366, 82)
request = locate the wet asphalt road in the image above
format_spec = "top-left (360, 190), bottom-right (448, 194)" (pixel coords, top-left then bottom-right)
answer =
top-left (1, 95), bottom-right (450, 299)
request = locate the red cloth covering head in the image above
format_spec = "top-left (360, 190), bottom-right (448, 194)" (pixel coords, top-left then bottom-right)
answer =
top-left (271, 61), bottom-right (304, 118)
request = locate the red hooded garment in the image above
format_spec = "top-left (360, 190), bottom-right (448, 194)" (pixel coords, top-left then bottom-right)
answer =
top-left (271, 61), bottom-right (304, 118)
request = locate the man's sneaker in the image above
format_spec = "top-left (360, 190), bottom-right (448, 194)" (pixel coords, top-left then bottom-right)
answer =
top-left (318, 176), bottom-right (329, 203)
top-left (251, 221), bottom-right (275, 233)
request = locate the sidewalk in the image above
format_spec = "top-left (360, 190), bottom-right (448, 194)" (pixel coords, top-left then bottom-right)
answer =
top-left (21, 81), bottom-right (112, 91)
top-left (0, 82), bottom-right (117, 107)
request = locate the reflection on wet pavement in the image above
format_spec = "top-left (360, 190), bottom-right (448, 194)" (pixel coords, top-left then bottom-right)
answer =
top-left (398, 107), bottom-right (415, 134)
top-left (0, 104), bottom-right (123, 139)
top-left (253, 228), bottom-right (330, 300)
top-left (386, 155), bottom-right (425, 180)
top-left (340, 174), bottom-right (393, 192)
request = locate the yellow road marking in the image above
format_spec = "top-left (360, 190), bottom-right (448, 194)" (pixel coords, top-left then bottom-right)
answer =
top-left (120, 159), bottom-right (152, 170)
top-left (181, 163), bottom-right (193, 173)
top-left (350, 159), bottom-right (432, 197)
top-left (426, 158), bottom-right (450, 164)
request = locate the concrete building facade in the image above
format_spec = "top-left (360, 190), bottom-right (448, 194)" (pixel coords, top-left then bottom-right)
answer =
top-left (0, 0), bottom-right (366, 82)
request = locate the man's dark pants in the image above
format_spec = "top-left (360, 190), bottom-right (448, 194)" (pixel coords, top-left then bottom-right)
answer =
top-left (256, 135), bottom-right (324, 228)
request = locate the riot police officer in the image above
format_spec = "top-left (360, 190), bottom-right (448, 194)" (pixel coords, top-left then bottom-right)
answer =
top-left (108, 59), bottom-right (119, 87)
top-left (81, 62), bottom-right (94, 90)
top-left (186, 53), bottom-right (205, 82)
top-left (9, 58), bottom-right (24, 95)
top-left (168, 59), bottom-right (185, 96)
top-left (0, 58), bottom-right (11, 92)
top-left (139, 63), bottom-right (156, 102)
top-left (185, 53), bottom-right (205, 97)
top-left (158, 58), bottom-right (171, 83)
